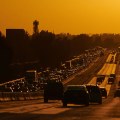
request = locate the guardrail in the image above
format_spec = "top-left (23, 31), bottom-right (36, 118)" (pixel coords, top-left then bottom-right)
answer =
top-left (0, 77), bottom-right (25, 87)
top-left (0, 91), bottom-right (44, 102)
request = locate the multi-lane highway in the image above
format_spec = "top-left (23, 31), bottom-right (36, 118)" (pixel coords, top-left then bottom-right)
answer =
top-left (0, 52), bottom-right (120, 120)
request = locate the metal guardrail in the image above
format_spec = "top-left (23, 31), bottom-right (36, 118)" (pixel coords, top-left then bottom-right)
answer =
top-left (0, 77), bottom-right (25, 87)
top-left (0, 91), bottom-right (43, 102)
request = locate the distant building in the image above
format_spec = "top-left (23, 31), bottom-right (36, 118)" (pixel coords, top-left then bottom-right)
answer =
top-left (6, 29), bottom-right (26, 63)
top-left (6, 29), bottom-right (25, 45)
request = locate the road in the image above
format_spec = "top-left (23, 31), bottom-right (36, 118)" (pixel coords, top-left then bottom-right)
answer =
top-left (0, 93), bottom-right (119, 120)
top-left (0, 52), bottom-right (120, 120)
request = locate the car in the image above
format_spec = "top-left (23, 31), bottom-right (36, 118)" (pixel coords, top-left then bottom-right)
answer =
top-left (44, 80), bottom-right (64, 103)
top-left (0, 85), bottom-right (13, 92)
top-left (108, 74), bottom-right (116, 84)
top-left (110, 56), bottom-right (114, 63)
top-left (99, 87), bottom-right (107, 98)
top-left (114, 88), bottom-right (120, 97)
top-left (108, 77), bottom-right (114, 84)
top-left (96, 75), bottom-right (105, 85)
top-left (85, 84), bottom-right (102, 104)
top-left (62, 85), bottom-right (89, 107)
top-left (110, 74), bottom-right (116, 79)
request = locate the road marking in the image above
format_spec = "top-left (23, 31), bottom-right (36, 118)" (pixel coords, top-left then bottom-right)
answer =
top-left (0, 103), bottom-right (71, 114)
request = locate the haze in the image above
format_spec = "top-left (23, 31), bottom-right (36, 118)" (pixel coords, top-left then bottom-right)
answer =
top-left (1, 0), bottom-right (120, 35)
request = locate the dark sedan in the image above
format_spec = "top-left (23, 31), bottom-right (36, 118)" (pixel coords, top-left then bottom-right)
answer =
top-left (62, 85), bottom-right (89, 107)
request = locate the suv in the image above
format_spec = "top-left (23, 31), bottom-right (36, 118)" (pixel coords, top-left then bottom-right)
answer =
top-left (44, 80), bottom-right (63, 103)
top-left (85, 84), bottom-right (102, 104)
top-left (96, 75), bottom-right (105, 85)
top-left (62, 85), bottom-right (89, 107)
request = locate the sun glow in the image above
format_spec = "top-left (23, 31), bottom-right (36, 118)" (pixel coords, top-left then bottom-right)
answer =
top-left (0, 0), bottom-right (120, 35)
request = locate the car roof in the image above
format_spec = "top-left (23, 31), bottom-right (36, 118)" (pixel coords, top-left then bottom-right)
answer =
top-left (99, 87), bottom-right (106, 89)
top-left (85, 84), bottom-right (98, 87)
top-left (97, 75), bottom-right (105, 77)
top-left (66, 85), bottom-right (86, 90)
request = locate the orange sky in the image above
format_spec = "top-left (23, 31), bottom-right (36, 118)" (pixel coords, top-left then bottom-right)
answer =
top-left (1, 0), bottom-right (120, 35)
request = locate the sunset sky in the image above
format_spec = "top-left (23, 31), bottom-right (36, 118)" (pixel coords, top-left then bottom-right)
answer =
top-left (1, 0), bottom-right (120, 35)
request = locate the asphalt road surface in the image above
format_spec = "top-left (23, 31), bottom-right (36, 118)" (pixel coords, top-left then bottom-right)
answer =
top-left (0, 75), bottom-right (119, 120)
top-left (0, 93), bottom-right (120, 120)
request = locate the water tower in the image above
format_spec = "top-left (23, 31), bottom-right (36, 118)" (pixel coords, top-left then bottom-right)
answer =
top-left (33, 20), bottom-right (39, 35)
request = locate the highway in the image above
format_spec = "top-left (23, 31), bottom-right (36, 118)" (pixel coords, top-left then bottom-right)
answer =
top-left (0, 52), bottom-right (120, 120)
top-left (0, 92), bottom-right (119, 120)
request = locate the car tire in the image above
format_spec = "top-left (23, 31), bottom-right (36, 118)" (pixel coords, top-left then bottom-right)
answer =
top-left (44, 97), bottom-right (48, 103)
top-left (85, 102), bottom-right (89, 106)
top-left (63, 102), bottom-right (67, 107)
top-left (85, 99), bottom-right (89, 106)
top-left (98, 100), bottom-right (102, 104)
top-left (114, 94), bottom-right (116, 98)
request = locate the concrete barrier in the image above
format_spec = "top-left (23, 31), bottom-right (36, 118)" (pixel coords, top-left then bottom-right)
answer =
top-left (0, 91), bottom-right (43, 102)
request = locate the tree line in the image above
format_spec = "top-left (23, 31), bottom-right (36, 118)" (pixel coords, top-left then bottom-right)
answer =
top-left (0, 30), bottom-right (120, 83)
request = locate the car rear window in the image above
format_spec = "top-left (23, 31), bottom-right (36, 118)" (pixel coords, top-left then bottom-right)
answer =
top-left (67, 86), bottom-right (86, 91)
top-left (86, 86), bottom-right (100, 93)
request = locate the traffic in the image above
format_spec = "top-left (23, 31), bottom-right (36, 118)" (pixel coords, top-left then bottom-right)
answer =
top-left (0, 46), bottom-right (105, 93)
top-left (0, 47), bottom-right (120, 105)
